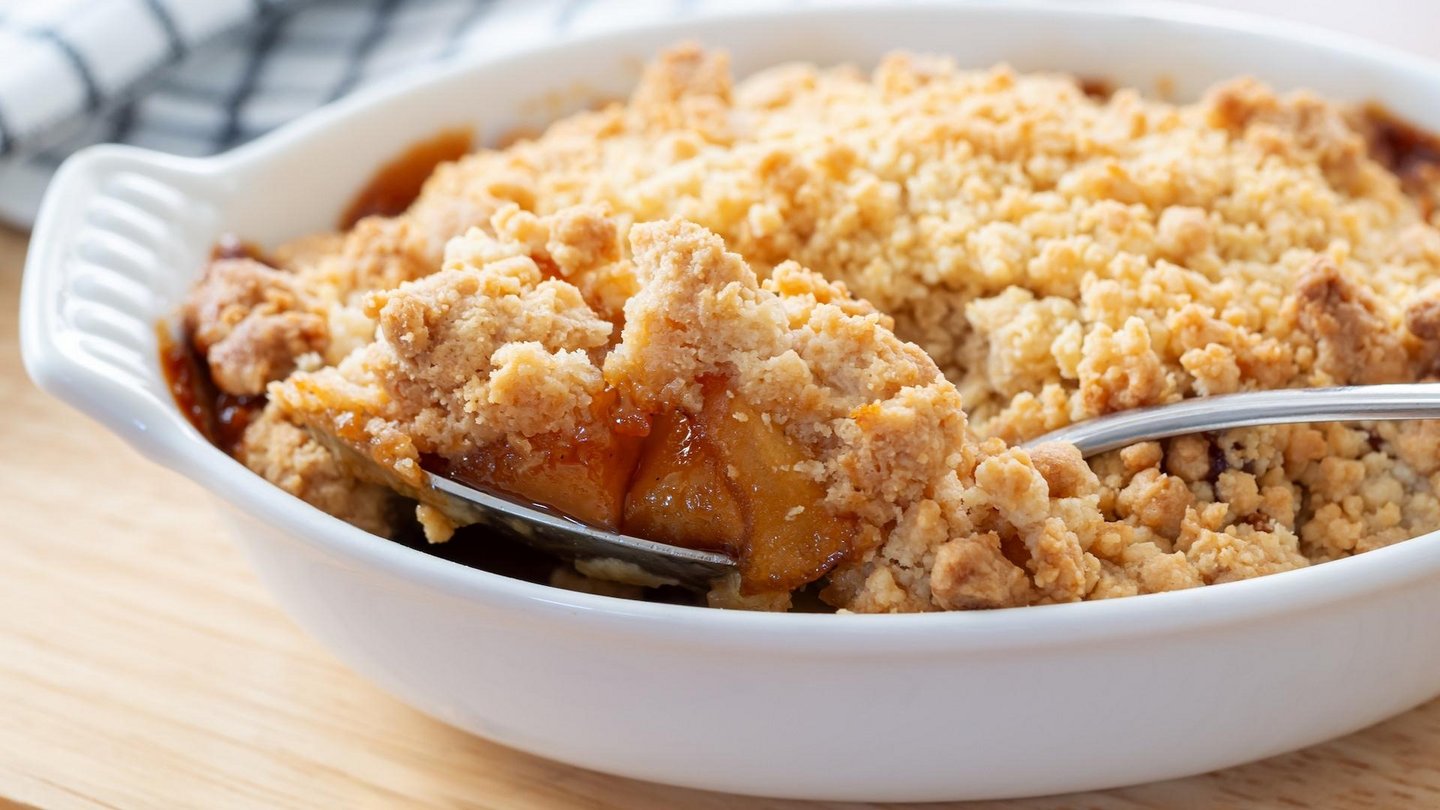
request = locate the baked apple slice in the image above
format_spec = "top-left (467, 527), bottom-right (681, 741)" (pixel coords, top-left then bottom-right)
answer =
top-left (624, 383), bottom-right (853, 593)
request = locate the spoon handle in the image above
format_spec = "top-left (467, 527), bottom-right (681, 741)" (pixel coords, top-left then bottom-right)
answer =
top-left (1025, 384), bottom-right (1440, 458)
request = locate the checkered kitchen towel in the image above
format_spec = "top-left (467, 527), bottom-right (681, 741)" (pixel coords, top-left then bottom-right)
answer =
top-left (0, 0), bottom-right (783, 227)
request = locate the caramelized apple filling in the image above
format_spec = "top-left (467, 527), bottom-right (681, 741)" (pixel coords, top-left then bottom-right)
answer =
top-left (436, 420), bottom-right (644, 531)
top-left (624, 384), bottom-right (855, 594)
top-left (423, 379), bottom-right (855, 594)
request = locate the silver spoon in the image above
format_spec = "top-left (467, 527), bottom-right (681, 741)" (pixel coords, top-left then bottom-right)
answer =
top-left (421, 470), bottom-right (735, 588)
top-left (1024, 383), bottom-right (1440, 457)
top-left (306, 428), bottom-right (736, 589)
top-left (318, 384), bottom-right (1440, 590)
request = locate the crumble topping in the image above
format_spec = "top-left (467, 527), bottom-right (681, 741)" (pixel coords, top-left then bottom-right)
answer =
top-left (182, 258), bottom-right (327, 395)
top-left (234, 401), bottom-right (396, 538)
top-left (180, 44), bottom-right (1440, 611)
top-left (271, 206), bottom-right (625, 492)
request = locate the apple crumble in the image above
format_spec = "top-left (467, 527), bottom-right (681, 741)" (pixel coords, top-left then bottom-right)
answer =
top-left (172, 44), bottom-right (1440, 611)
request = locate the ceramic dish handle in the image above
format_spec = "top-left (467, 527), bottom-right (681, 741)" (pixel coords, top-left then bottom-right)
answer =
top-left (20, 145), bottom-right (223, 467)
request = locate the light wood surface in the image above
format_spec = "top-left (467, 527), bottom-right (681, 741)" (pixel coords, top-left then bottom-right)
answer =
top-left (4, 222), bottom-right (1439, 809)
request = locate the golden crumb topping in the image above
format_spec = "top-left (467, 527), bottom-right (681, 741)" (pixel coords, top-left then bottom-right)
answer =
top-left (183, 44), bottom-right (1440, 611)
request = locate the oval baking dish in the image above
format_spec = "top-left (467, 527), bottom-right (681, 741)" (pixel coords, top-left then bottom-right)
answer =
top-left (21, 1), bottom-right (1440, 801)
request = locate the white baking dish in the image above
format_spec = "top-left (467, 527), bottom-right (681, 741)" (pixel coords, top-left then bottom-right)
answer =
top-left (20, 1), bottom-right (1440, 801)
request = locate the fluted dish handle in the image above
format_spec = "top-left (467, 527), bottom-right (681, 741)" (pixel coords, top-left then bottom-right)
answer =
top-left (20, 145), bottom-right (223, 467)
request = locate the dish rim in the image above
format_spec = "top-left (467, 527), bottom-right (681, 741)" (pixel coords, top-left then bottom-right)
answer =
top-left (23, 0), bottom-right (1440, 651)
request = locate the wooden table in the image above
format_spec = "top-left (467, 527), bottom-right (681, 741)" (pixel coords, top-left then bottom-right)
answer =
top-left (3, 223), bottom-right (1439, 809)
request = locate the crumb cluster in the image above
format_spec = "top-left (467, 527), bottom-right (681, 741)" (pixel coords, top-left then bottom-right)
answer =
top-left (184, 45), bottom-right (1440, 610)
